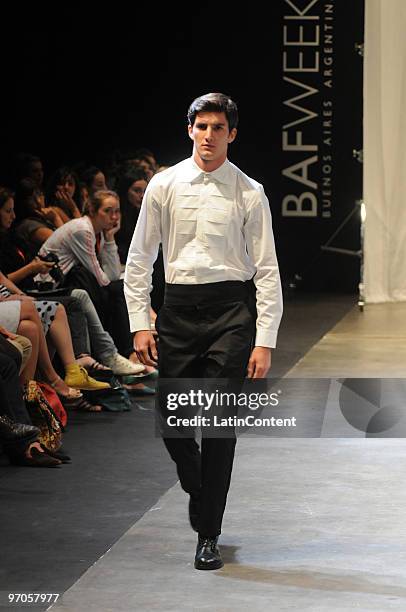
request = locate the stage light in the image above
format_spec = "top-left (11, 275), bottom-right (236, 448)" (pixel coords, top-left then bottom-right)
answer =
top-left (361, 201), bottom-right (366, 223)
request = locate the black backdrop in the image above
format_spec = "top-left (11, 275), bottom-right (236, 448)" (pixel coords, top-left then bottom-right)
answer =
top-left (0, 1), bottom-right (364, 292)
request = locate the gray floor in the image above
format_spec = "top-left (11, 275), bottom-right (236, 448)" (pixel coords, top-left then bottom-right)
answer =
top-left (288, 302), bottom-right (406, 377)
top-left (48, 302), bottom-right (406, 611)
top-left (49, 439), bottom-right (406, 612)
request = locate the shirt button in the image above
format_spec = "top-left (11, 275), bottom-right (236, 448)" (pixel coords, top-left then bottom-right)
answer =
top-left (203, 174), bottom-right (209, 184)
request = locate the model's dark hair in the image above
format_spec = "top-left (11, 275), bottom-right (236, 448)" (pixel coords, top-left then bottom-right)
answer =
top-left (0, 186), bottom-right (14, 208)
top-left (187, 93), bottom-right (239, 131)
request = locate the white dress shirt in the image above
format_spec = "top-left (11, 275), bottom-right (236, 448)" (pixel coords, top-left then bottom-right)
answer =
top-left (124, 157), bottom-right (283, 347)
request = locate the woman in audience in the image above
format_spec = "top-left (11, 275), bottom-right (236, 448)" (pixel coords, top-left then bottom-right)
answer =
top-left (0, 188), bottom-right (145, 377)
top-left (115, 169), bottom-right (165, 313)
top-left (37, 190), bottom-right (157, 389)
top-left (38, 190), bottom-right (142, 355)
top-left (14, 179), bottom-right (64, 252)
top-left (115, 168), bottom-right (148, 263)
top-left (0, 273), bottom-right (109, 397)
top-left (79, 166), bottom-right (108, 198)
top-left (46, 166), bottom-right (83, 222)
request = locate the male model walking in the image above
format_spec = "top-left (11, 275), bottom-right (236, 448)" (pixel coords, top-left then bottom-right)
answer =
top-left (124, 92), bottom-right (283, 570)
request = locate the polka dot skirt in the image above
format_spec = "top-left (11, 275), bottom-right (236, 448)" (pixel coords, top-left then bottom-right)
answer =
top-left (35, 300), bottom-right (59, 335)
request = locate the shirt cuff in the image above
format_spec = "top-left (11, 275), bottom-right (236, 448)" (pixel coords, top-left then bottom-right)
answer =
top-left (128, 311), bottom-right (152, 333)
top-left (254, 327), bottom-right (278, 348)
top-left (104, 241), bottom-right (117, 248)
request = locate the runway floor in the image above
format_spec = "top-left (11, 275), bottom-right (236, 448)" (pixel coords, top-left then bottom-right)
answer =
top-left (2, 292), bottom-right (406, 611)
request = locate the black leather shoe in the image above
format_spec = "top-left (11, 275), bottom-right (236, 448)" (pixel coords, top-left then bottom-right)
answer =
top-left (189, 495), bottom-right (200, 532)
top-left (0, 415), bottom-right (40, 443)
top-left (8, 447), bottom-right (62, 468)
top-left (194, 536), bottom-right (223, 570)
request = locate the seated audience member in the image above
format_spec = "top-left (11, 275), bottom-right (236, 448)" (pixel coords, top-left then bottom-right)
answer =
top-left (37, 190), bottom-right (153, 360)
top-left (14, 179), bottom-right (64, 252)
top-left (115, 170), bottom-right (164, 312)
top-left (15, 152), bottom-right (45, 189)
top-left (0, 333), bottom-right (64, 467)
top-left (132, 148), bottom-right (157, 180)
top-left (46, 166), bottom-right (83, 222)
top-left (0, 272), bottom-right (110, 398)
top-left (115, 168), bottom-right (148, 263)
top-left (0, 187), bottom-right (144, 377)
top-left (79, 166), bottom-right (108, 198)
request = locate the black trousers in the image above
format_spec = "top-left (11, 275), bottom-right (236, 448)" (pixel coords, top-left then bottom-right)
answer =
top-left (156, 281), bottom-right (255, 537)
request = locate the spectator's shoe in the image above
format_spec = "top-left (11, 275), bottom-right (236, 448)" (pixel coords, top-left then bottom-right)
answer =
top-left (194, 536), bottom-right (223, 570)
top-left (41, 444), bottom-right (71, 463)
top-left (8, 447), bottom-right (62, 468)
top-left (123, 384), bottom-right (156, 395)
top-left (104, 353), bottom-right (145, 376)
top-left (64, 364), bottom-right (111, 391)
top-left (0, 415), bottom-right (40, 444)
top-left (189, 494), bottom-right (200, 532)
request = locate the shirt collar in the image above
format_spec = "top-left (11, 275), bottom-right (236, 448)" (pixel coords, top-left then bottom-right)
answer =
top-left (179, 157), bottom-right (234, 185)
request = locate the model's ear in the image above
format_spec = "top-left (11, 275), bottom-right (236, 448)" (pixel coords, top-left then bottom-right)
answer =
top-left (228, 128), bottom-right (237, 144)
top-left (188, 124), bottom-right (194, 141)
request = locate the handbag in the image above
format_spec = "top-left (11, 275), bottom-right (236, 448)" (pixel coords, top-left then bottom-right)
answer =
top-left (23, 380), bottom-right (64, 451)
top-left (37, 382), bottom-right (68, 427)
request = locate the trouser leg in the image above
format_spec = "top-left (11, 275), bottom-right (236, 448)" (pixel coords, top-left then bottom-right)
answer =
top-left (198, 436), bottom-right (237, 537)
top-left (157, 285), bottom-right (254, 536)
top-left (162, 437), bottom-right (202, 498)
top-left (57, 295), bottom-right (90, 357)
top-left (0, 350), bottom-right (31, 425)
top-left (70, 289), bottom-right (116, 363)
top-left (105, 280), bottom-right (133, 358)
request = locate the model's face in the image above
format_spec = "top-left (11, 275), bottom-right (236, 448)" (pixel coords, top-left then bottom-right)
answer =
top-left (57, 174), bottom-right (76, 198)
top-left (127, 179), bottom-right (147, 209)
top-left (0, 198), bottom-right (16, 230)
top-left (93, 196), bottom-right (120, 230)
top-left (91, 172), bottom-right (107, 193)
top-left (188, 111), bottom-right (237, 170)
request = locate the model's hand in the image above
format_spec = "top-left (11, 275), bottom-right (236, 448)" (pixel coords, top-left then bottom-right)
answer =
top-left (134, 330), bottom-right (158, 366)
top-left (246, 347), bottom-right (271, 378)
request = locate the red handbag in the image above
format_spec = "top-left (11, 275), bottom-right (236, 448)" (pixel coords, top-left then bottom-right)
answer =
top-left (37, 382), bottom-right (68, 428)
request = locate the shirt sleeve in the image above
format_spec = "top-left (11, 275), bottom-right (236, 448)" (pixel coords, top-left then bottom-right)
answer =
top-left (244, 186), bottom-right (283, 348)
top-left (124, 184), bottom-right (162, 332)
top-left (69, 229), bottom-right (111, 286)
